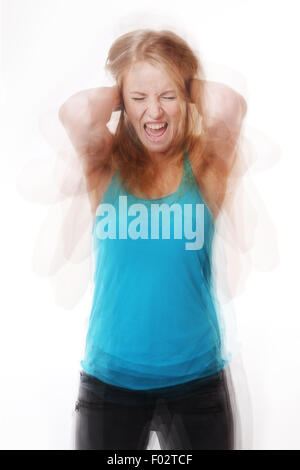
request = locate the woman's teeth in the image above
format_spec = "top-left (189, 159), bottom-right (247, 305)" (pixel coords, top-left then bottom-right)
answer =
top-left (145, 123), bottom-right (167, 129)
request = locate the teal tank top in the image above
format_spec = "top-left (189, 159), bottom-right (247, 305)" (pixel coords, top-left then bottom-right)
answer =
top-left (80, 149), bottom-right (228, 390)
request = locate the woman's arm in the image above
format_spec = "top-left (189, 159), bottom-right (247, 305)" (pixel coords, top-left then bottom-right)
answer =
top-left (58, 86), bottom-right (121, 214)
top-left (189, 78), bottom-right (247, 175)
top-left (190, 78), bottom-right (247, 121)
top-left (58, 86), bottom-right (121, 172)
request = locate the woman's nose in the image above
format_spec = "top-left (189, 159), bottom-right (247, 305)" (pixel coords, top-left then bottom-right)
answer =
top-left (147, 99), bottom-right (164, 117)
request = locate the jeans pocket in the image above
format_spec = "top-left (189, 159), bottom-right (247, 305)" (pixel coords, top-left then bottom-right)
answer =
top-left (193, 392), bottom-right (225, 413)
top-left (75, 383), bottom-right (108, 412)
top-left (169, 388), bottom-right (226, 415)
top-left (74, 398), bottom-right (106, 412)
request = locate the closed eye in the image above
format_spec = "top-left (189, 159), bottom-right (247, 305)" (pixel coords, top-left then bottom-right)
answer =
top-left (132, 97), bottom-right (176, 101)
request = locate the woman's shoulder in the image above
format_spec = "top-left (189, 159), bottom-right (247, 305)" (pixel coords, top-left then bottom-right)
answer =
top-left (86, 159), bottom-right (116, 216)
top-left (187, 136), bottom-right (229, 221)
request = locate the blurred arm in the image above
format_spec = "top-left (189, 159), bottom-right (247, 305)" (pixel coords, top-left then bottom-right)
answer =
top-left (58, 86), bottom-right (120, 167)
top-left (190, 78), bottom-right (247, 175)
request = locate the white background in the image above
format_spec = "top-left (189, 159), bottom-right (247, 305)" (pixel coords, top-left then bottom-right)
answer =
top-left (1, 0), bottom-right (300, 450)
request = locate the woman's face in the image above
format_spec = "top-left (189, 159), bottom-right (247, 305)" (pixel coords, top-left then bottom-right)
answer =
top-left (122, 61), bottom-right (184, 158)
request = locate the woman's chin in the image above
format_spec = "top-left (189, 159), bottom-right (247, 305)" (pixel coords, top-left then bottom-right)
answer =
top-left (143, 141), bottom-right (170, 154)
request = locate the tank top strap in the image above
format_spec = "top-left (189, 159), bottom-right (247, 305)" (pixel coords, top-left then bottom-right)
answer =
top-left (182, 147), bottom-right (200, 194)
top-left (182, 148), bottom-right (215, 226)
top-left (100, 167), bottom-right (123, 204)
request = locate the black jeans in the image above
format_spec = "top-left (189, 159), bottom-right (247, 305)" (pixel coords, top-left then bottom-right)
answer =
top-left (74, 368), bottom-right (234, 450)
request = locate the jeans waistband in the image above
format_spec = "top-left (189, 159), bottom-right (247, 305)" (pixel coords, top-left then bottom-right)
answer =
top-left (79, 368), bottom-right (225, 404)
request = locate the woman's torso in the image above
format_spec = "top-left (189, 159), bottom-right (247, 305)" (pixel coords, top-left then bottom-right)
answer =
top-left (87, 144), bottom-right (226, 222)
top-left (80, 147), bottom-right (228, 390)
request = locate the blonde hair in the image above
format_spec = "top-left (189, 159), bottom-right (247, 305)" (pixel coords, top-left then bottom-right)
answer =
top-left (105, 29), bottom-right (208, 197)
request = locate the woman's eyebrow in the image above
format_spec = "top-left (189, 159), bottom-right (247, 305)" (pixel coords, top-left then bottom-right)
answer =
top-left (129, 89), bottom-right (176, 95)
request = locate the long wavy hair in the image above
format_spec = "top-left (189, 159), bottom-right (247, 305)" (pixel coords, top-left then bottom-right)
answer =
top-left (105, 29), bottom-right (209, 197)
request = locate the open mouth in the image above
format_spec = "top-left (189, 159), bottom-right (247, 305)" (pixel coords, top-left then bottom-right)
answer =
top-left (143, 123), bottom-right (168, 141)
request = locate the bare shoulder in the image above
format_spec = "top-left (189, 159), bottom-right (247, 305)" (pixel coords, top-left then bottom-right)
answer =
top-left (85, 159), bottom-right (115, 217)
top-left (188, 140), bottom-right (229, 222)
top-left (73, 129), bottom-right (116, 217)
